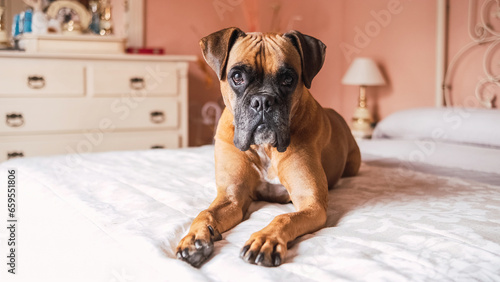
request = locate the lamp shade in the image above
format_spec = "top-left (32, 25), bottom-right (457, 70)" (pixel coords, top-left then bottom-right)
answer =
top-left (342, 57), bottom-right (386, 86)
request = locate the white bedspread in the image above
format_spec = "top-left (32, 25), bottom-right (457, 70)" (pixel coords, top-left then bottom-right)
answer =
top-left (1, 142), bottom-right (500, 282)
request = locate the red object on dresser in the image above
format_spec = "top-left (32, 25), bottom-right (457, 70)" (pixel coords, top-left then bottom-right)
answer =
top-left (126, 47), bottom-right (165, 55)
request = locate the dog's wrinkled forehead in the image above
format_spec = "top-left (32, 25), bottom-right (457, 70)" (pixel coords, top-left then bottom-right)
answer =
top-left (226, 33), bottom-right (302, 77)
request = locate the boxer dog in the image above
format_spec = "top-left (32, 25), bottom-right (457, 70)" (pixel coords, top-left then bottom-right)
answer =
top-left (176, 27), bottom-right (361, 267)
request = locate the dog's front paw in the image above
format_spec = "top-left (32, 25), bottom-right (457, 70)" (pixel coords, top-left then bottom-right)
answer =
top-left (176, 225), bottom-right (221, 267)
top-left (240, 232), bottom-right (286, 267)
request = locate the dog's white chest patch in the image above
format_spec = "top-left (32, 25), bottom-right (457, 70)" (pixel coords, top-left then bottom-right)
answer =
top-left (253, 146), bottom-right (280, 184)
top-left (253, 146), bottom-right (290, 203)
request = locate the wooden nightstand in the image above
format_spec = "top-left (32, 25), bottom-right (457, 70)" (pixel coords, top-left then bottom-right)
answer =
top-left (0, 52), bottom-right (195, 161)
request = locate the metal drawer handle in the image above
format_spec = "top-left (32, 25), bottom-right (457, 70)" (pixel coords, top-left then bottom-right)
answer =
top-left (7, 151), bottom-right (24, 159)
top-left (6, 113), bottom-right (25, 127)
top-left (130, 77), bottom-right (145, 90)
top-left (151, 145), bottom-right (165, 149)
top-left (150, 111), bottom-right (165, 124)
top-left (27, 75), bottom-right (46, 89)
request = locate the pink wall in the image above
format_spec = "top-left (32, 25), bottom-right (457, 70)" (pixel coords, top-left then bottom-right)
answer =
top-left (146, 0), bottom-right (345, 146)
top-left (339, 0), bottom-right (436, 122)
top-left (145, 0), bottom-right (472, 146)
top-left (110, 0), bottom-right (126, 38)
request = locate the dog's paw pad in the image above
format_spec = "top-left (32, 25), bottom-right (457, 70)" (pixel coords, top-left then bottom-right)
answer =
top-left (176, 226), bottom-right (221, 267)
top-left (240, 235), bottom-right (286, 267)
top-left (176, 239), bottom-right (213, 267)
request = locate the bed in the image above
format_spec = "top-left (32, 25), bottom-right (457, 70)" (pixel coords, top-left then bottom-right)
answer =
top-left (3, 1), bottom-right (500, 281)
top-left (1, 106), bottom-right (500, 282)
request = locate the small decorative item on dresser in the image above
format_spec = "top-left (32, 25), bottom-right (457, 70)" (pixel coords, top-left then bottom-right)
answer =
top-left (99, 0), bottom-right (112, 35)
top-left (0, 0), bottom-right (8, 47)
top-left (342, 57), bottom-right (386, 139)
top-left (46, 0), bottom-right (91, 32)
top-left (22, 0), bottom-right (50, 35)
top-left (23, 9), bottom-right (33, 33)
top-left (88, 0), bottom-right (100, 34)
top-left (126, 47), bottom-right (165, 55)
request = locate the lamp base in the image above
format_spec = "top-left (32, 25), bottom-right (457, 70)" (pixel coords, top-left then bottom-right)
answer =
top-left (351, 106), bottom-right (373, 139)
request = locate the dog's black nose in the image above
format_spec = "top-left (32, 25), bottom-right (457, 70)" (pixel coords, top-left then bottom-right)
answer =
top-left (250, 95), bottom-right (275, 112)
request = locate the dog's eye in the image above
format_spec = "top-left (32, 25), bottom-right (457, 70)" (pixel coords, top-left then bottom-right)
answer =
top-left (232, 72), bottom-right (245, 85)
top-left (282, 75), bottom-right (293, 86)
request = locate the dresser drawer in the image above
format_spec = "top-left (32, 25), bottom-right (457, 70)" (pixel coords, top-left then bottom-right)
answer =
top-left (0, 97), bottom-right (179, 134)
top-left (0, 131), bottom-right (180, 162)
top-left (92, 62), bottom-right (178, 96)
top-left (0, 61), bottom-right (85, 97)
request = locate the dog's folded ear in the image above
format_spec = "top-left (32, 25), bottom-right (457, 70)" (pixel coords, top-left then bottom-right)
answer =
top-left (284, 30), bottom-right (326, 89)
top-left (200, 27), bottom-right (246, 80)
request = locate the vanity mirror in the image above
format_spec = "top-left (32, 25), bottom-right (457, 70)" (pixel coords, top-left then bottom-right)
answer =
top-left (1, 0), bottom-right (144, 49)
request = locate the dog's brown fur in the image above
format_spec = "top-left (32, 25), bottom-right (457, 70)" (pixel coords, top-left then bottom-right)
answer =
top-left (176, 28), bottom-right (361, 267)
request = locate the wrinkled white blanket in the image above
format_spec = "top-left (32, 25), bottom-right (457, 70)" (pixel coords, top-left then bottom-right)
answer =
top-left (1, 143), bottom-right (500, 282)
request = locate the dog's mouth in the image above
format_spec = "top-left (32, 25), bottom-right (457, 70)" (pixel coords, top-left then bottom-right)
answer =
top-left (232, 92), bottom-right (291, 153)
top-left (233, 119), bottom-right (290, 153)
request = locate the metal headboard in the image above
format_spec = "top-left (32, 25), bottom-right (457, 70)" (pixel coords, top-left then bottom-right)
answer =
top-left (443, 0), bottom-right (499, 108)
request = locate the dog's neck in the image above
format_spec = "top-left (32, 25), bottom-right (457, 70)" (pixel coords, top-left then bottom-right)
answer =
top-left (290, 87), bottom-right (321, 133)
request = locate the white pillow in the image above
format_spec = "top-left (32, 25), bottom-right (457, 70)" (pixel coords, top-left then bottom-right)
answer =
top-left (372, 107), bottom-right (500, 148)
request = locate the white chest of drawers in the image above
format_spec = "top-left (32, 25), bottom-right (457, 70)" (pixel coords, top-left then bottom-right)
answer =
top-left (0, 52), bottom-right (195, 162)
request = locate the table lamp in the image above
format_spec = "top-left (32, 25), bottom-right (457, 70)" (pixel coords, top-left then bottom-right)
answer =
top-left (342, 57), bottom-right (386, 138)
